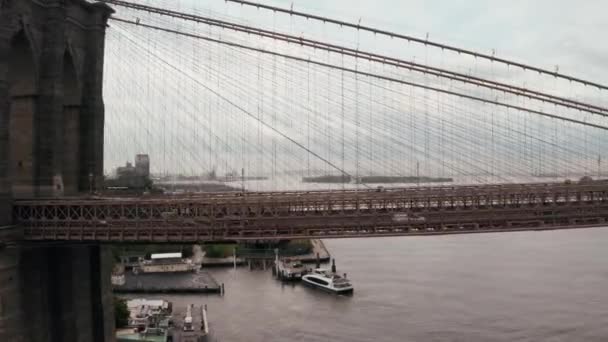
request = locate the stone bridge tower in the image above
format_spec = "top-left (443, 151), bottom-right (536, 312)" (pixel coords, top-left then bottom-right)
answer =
top-left (0, 1), bottom-right (115, 341)
top-left (0, 0), bottom-right (112, 205)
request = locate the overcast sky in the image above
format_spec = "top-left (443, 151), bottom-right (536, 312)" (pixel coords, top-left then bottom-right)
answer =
top-left (103, 0), bottom-right (608, 184)
top-left (269, 0), bottom-right (607, 77)
top-left (198, 0), bottom-right (606, 79)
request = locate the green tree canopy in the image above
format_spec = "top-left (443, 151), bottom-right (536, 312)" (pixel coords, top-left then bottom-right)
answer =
top-left (114, 297), bottom-right (130, 328)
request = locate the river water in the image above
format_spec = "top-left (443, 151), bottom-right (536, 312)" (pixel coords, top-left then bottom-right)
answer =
top-left (138, 228), bottom-right (608, 341)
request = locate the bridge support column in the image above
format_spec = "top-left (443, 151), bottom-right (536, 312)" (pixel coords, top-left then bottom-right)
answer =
top-left (0, 246), bottom-right (24, 341)
top-left (0, 244), bottom-right (115, 342)
top-left (0, 17), bottom-right (12, 223)
top-left (79, 6), bottom-right (112, 193)
top-left (0, 195), bottom-right (10, 227)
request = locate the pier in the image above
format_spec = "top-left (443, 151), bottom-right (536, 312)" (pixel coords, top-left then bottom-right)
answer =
top-left (114, 272), bottom-right (221, 294)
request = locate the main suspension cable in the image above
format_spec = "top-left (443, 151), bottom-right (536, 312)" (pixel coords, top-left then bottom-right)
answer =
top-left (110, 17), bottom-right (608, 132)
top-left (100, 0), bottom-right (608, 116)
top-left (225, 0), bottom-right (608, 90)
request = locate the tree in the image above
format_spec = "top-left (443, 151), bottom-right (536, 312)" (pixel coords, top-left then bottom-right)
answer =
top-left (114, 297), bottom-right (130, 328)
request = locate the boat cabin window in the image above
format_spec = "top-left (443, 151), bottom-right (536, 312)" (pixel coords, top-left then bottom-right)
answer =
top-left (307, 277), bottom-right (329, 286)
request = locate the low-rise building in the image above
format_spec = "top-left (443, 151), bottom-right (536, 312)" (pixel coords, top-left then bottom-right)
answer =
top-left (134, 253), bottom-right (199, 274)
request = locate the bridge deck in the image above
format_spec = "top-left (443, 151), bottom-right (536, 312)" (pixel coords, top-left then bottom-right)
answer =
top-left (13, 182), bottom-right (608, 242)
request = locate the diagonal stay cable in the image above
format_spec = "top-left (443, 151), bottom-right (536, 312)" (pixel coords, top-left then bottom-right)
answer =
top-left (111, 17), bottom-right (608, 132)
top-left (112, 21), bottom-right (367, 189)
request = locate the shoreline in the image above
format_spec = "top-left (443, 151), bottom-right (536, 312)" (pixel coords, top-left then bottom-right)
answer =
top-left (199, 239), bottom-right (332, 267)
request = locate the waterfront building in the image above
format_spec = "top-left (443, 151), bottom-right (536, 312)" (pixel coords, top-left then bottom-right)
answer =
top-left (134, 252), bottom-right (199, 274)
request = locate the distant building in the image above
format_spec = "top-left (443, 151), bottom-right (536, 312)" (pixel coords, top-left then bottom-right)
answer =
top-left (117, 162), bottom-right (137, 178)
top-left (106, 155), bottom-right (152, 190)
top-left (135, 154), bottom-right (150, 177)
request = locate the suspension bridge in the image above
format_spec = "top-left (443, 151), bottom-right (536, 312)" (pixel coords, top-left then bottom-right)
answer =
top-left (0, 1), bottom-right (607, 340)
top-left (9, 0), bottom-right (608, 243)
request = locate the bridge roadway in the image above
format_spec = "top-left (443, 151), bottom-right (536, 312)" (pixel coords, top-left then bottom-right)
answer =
top-left (13, 181), bottom-right (608, 242)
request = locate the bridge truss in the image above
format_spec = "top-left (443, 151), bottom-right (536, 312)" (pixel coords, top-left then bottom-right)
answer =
top-left (15, 182), bottom-right (608, 242)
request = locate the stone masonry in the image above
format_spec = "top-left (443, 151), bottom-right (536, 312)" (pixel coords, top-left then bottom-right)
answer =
top-left (0, 0), bottom-right (113, 202)
top-left (0, 1), bottom-right (116, 341)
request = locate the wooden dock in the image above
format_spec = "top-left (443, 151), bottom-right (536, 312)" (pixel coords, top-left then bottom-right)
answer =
top-left (113, 271), bottom-right (221, 294)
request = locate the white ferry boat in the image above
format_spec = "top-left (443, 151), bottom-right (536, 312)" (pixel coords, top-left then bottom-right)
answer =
top-left (301, 268), bottom-right (354, 294)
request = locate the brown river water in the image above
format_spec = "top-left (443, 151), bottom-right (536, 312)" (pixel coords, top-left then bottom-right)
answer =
top-left (128, 228), bottom-right (608, 341)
